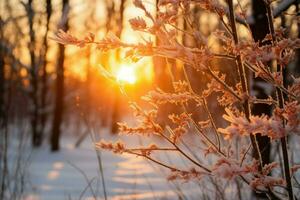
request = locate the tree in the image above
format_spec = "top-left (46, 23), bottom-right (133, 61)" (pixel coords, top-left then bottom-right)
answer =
top-left (0, 17), bottom-right (5, 126)
top-left (0, 16), bottom-right (6, 200)
top-left (110, 0), bottom-right (126, 134)
top-left (39, 0), bottom-right (52, 145)
top-left (294, 1), bottom-right (300, 76)
top-left (248, 1), bottom-right (274, 198)
top-left (23, 0), bottom-right (41, 147)
top-left (50, 0), bottom-right (69, 151)
top-left (250, 0), bottom-right (272, 166)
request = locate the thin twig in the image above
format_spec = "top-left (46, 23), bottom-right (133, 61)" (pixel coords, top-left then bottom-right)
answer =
top-left (67, 161), bottom-right (98, 200)
top-left (202, 98), bottom-right (221, 151)
top-left (181, 66), bottom-right (226, 157)
top-left (207, 66), bottom-right (242, 101)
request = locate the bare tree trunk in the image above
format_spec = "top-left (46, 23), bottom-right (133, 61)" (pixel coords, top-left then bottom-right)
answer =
top-left (0, 18), bottom-right (5, 126)
top-left (250, 0), bottom-right (272, 166)
top-left (294, 2), bottom-right (300, 76)
top-left (25, 0), bottom-right (40, 147)
top-left (249, 1), bottom-right (275, 198)
top-left (50, 0), bottom-right (69, 151)
top-left (39, 0), bottom-right (52, 146)
top-left (111, 0), bottom-right (125, 134)
top-left (0, 16), bottom-right (6, 200)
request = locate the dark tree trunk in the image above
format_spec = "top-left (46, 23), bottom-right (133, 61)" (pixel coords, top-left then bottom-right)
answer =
top-left (51, 44), bottom-right (65, 151)
top-left (0, 17), bottom-right (6, 200)
top-left (250, 0), bottom-right (272, 166)
top-left (0, 18), bottom-right (5, 125)
top-left (26, 0), bottom-right (40, 147)
top-left (111, 93), bottom-right (120, 134)
top-left (294, 2), bottom-right (300, 76)
top-left (111, 0), bottom-right (125, 134)
top-left (249, 2), bottom-right (273, 198)
top-left (50, 0), bottom-right (69, 151)
top-left (39, 0), bottom-right (52, 146)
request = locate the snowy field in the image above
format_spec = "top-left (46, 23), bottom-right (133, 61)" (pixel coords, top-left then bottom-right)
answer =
top-left (10, 124), bottom-right (299, 200)
top-left (19, 129), bottom-right (202, 200)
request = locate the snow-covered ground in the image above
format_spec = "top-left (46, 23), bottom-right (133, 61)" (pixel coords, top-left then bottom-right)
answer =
top-left (13, 123), bottom-right (300, 200)
top-left (21, 130), bottom-right (201, 200)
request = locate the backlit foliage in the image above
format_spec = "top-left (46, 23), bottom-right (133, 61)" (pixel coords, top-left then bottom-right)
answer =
top-left (52, 0), bottom-right (300, 199)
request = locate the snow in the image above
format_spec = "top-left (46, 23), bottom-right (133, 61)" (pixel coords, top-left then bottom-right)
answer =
top-left (10, 124), bottom-right (299, 200)
top-left (20, 131), bottom-right (200, 200)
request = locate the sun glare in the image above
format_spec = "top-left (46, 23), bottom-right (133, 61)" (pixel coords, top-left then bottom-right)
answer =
top-left (116, 65), bottom-right (137, 84)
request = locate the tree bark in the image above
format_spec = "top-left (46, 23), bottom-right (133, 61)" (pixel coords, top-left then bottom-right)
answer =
top-left (51, 0), bottom-right (69, 151)
top-left (39, 0), bottom-right (52, 146)
top-left (294, 2), bottom-right (300, 76)
top-left (111, 0), bottom-right (125, 134)
top-left (25, 0), bottom-right (40, 147)
top-left (249, 1), bottom-right (279, 198)
top-left (0, 18), bottom-right (5, 125)
top-left (0, 16), bottom-right (6, 200)
top-left (249, 0), bottom-right (273, 166)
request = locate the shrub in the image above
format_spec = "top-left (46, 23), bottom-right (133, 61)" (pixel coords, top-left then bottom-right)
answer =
top-left (51, 0), bottom-right (300, 199)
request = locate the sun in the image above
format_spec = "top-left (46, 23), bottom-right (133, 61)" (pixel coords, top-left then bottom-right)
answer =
top-left (116, 65), bottom-right (137, 84)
